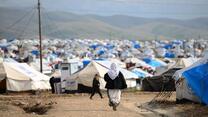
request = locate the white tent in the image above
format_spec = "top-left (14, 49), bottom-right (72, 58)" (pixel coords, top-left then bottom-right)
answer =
top-left (30, 58), bottom-right (53, 74)
top-left (174, 58), bottom-right (199, 68)
top-left (174, 57), bottom-right (204, 80)
top-left (29, 62), bottom-right (52, 74)
top-left (2, 62), bottom-right (51, 91)
top-left (70, 60), bottom-right (138, 89)
top-left (173, 57), bottom-right (207, 103)
top-left (108, 58), bottom-right (126, 68)
top-left (155, 58), bottom-right (199, 77)
top-left (125, 58), bottom-right (155, 70)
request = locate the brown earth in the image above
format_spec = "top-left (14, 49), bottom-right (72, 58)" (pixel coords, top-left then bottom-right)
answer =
top-left (0, 91), bottom-right (208, 117)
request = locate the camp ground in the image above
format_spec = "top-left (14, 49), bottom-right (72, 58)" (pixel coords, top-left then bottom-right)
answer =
top-left (0, 38), bottom-right (208, 116)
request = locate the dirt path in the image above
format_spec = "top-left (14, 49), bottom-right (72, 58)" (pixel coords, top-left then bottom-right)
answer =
top-left (0, 92), bottom-right (157, 117)
top-left (1, 92), bottom-right (208, 117)
top-left (47, 92), bottom-right (156, 117)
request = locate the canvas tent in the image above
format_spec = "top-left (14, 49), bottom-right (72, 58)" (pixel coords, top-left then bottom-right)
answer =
top-left (174, 57), bottom-right (208, 104)
top-left (141, 58), bottom-right (199, 92)
top-left (108, 58), bottom-right (126, 68)
top-left (30, 62), bottom-right (52, 74)
top-left (69, 60), bottom-right (138, 89)
top-left (174, 58), bottom-right (201, 79)
top-left (141, 68), bottom-right (179, 91)
top-left (174, 58), bottom-right (199, 69)
top-left (0, 62), bottom-right (51, 92)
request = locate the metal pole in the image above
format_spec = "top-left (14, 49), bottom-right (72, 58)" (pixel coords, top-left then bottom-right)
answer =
top-left (38, 0), bottom-right (43, 72)
top-left (193, 39), bottom-right (196, 58)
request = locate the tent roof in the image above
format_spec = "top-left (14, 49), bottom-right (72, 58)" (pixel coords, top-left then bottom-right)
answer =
top-left (174, 58), bottom-right (199, 68)
top-left (29, 62), bottom-right (52, 74)
top-left (3, 62), bottom-right (50, 81)
top-left (143, 58), bottom-right (166, 67)
top-left (174, 57), bottom-right (206, 81)
top-left (132, 68), bottom-right (153, 78)
top-left (125, 58), bottom-right (155, 69)
top-left (108, 58), bottom-right (126, 68)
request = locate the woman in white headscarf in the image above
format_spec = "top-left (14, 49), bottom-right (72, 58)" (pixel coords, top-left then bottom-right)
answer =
top-left (104, 63), bottom-right (127, 111)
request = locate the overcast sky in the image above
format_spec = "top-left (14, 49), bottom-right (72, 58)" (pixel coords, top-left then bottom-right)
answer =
top-left (1, 0), bottom-right (208, 19)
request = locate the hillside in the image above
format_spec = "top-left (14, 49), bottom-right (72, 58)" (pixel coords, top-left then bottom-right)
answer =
top-left (0, 7), bottom-right (208, 40)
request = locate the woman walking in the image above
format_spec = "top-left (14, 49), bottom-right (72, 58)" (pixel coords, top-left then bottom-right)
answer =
top-left (90, 74), bottom-right (103, 99)
top-left (104, 63), bottom-right (127, 111)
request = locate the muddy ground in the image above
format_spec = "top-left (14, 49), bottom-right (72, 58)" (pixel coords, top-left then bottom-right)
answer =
top-left (0, 91), bottom-right (208, 117)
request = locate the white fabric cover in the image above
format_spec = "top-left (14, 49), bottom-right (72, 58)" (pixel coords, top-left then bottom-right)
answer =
top-left (30, 62), bottom-right (52, 74)
top-left (174, 58), bottom-right (199, 68)
top-left (3, 62), bottom-right (51, 91)
top-left (176, 79), bottom-right (200, 102)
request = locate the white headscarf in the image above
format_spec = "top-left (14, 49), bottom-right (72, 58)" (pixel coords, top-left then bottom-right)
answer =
top-left (108, 63), bottom-right (120, 80)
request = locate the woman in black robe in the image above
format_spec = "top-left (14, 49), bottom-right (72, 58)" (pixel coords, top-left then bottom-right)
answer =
top-left (104, 63), bottom-right (127, 111)
top-left (90, 74), bottom-right (103, 99)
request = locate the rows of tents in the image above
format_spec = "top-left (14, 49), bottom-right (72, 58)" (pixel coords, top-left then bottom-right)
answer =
top-left (1, 56), bottom-right (208, 105)
top-left (0, 56), bottom-right (168, 92)
top-left (73, 57), bottom-right (208, 105)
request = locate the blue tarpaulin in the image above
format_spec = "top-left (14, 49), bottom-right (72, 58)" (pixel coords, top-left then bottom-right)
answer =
top-left (94, 58), bottom-right (105, 61)
top-left (165, 52), bottom-right (175, 58)
top-left (82, 60), bottom-right (91, 67)
top-left (83, 59), bottom-right (105, 67)
top-left (31, 50), bottom-right (39, 56)
top-left (132, 70), bottom-right (146, 78)
top-left (143, 58), bottom-right (163, 67)
top-left (182, 63), bottom-right (208, 105)
top-left (89, 44), bottom-right (99, 50)
top-left (105, 44), bottom-right (114, 50)
top-left (134, 44), bottom-right (141, 49)
top-left (164, 44), bottom-right (173, 49)
top-left (97, 50), bottom-right (105, 55)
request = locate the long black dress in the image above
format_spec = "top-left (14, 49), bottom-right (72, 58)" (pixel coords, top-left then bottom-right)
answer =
top-left (90, 77), bottom-right (103, 99)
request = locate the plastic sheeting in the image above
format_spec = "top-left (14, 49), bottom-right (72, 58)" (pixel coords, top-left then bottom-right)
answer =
top-left (133, 44), bottom-right (141, 49)
top-left (165, 52), bottom-right (175, 58)
top-left (182, 63), bottom-right (208, 105)
top-left (143, 58), bottom-right (164, 67)
top-left (132, 68), bottom-right (153, 78)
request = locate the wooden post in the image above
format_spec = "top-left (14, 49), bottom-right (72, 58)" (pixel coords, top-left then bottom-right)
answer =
top-left (38, 0), bottom-right (43, 72)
